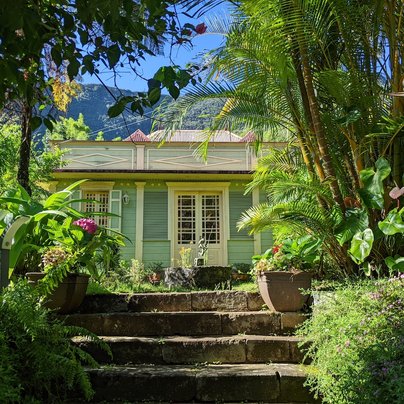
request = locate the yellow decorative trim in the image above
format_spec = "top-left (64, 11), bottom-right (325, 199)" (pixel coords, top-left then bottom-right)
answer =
top-left (80, 181), bottom-right (115, 190)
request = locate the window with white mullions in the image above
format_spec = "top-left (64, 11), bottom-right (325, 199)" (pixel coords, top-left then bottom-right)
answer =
top-left (202, 195), bottom-right (220, 244)
top-left (83, 191), bottom-right (109, 227)
top-left (176, 193), bottom-right (221, 245)
top-left (177, 195), bottom-right (196, 243)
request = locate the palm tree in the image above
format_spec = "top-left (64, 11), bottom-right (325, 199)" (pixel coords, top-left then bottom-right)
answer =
top-left (159, 0), bottom-right (403, 275)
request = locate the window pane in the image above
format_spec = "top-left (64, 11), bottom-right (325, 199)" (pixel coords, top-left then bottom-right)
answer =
top-left (202, 195), bottom-right (220, 244)
top-left (177, 195), bottom-right (196, 243)
top-left (83, 191), bottom-right (109, 227)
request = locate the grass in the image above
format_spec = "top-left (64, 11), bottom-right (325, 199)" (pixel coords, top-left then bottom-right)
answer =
top-left (231, 281), bottom-right (258, 292)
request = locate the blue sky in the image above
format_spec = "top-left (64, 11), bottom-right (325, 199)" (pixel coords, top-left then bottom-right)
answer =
top-left (81, 6), bottom-right (230, 92)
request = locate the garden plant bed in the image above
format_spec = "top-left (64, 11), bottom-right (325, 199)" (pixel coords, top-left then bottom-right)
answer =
top-left (164, 266), bottom-right (232, 289)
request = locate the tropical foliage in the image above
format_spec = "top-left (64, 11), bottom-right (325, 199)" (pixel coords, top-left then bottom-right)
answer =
top-left (0, 123), bottom-right (65, 198)
top-left (298, 276), bottom-right (404, 403)
top-left (0, 280), bottom-right (110, 402)
top-left (0, 180), bottom-right (124, 291)
top-left (161, 0), bottom-right (403, 277)
top-left (0, 0), bottom-right (218, 193)
top-left (46, 113), bottom-right (91, 141)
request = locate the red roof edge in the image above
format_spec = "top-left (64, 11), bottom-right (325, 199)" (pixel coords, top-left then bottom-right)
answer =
top-left (239, 131), bottom-right (256, 143)
top-left (123, 129), bottom-right (150, 142)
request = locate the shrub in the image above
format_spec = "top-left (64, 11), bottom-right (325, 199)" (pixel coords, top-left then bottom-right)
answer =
top-left (298, 276), bottom-right (404, 403)
top-left (231, 262), bottom-right (252, 274)
top-left (0, 280), bottom-right (110, 402)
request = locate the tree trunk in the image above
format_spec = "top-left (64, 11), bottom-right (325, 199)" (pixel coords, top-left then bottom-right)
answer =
top-left (17, 101), bottom-right (32, 195)
top-left (287, 0), bottom-right (345, 210)
top-left (298, 42), bottom-right (345, 210)
top-left (387, 0), bottom-right (404, 186)
top-left (290, 46), bottom-right (326, 181)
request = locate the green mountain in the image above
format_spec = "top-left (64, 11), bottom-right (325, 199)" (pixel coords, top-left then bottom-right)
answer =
top-left (65, 84), bottom-right (224, 140)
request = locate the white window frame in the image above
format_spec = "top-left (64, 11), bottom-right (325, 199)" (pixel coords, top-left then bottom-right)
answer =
top-left (167, 182), bottom-right (230, 265)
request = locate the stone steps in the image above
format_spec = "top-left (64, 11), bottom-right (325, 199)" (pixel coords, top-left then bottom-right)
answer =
top-left (78, 291), bottom-right (265, 313)
top-left (66, 292), bottom-right (316, 402)
top-left (74, 335), bottom-right (304, 365)
top-left (65, 311), bottom-right (306, 336)
top-left (85, 363), bottom-right (314, 403)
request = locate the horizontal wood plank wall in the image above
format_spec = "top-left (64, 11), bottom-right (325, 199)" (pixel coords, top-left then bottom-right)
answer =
top-left (259, 190), bottom-right (273, 253)
top-left (228, 184), bottom-right (254, 264)
top-left (229, 185), bottom-right (252, 239)
top-left (142, 185), bottom-right (170, 266)
top-left (119, 183), bottom-right (137, 261)
top-left (228, 240), bottom-right (255, 264)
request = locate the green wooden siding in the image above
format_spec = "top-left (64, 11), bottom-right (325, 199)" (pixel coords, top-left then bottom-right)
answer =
top-left (143, 240), bottom-right (171, 266)
top-left (229, 187), bottom-right (252, 239)
top-left (228, 240), bottom-right (254, 264)
top-left (143, 189), bottom-right (168, 240)
top-left (259, 190), bottom-right (273, 252)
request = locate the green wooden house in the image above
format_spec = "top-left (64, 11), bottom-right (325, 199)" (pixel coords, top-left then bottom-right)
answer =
top-left (50, 129), bottom-right (283, 266)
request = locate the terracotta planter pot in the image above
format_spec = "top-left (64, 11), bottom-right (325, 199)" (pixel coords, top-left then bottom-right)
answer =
top-left (148, 273), bottom-right (161, 285)
top-left (257, 271), bottom-right (313, 312)
top-left (26, 272), bottom-right (90, 314)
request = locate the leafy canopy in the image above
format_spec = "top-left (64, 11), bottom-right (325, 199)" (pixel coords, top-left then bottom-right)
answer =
top-left (0, 0), bottom-right (212, 123)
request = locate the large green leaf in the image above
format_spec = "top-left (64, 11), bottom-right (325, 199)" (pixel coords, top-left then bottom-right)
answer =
top-left (358, 157), bottom-right (391, 210)
top-left (334, 208), bottom-right (369, 245)
top-left (378, 208), bottom-right (404, 235)
top-left (349, 228), bottom-right (374, 264)
top-left (385, 255), bottom-right (404, 272)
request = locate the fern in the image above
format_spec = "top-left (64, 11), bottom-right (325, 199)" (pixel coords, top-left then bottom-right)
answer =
top-left (0, 280), bottom-right (110, 403)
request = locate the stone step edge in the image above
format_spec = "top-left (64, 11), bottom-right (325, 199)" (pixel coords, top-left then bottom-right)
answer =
top-left (65, 311), bottom-right (307, 337)
top-left (79, 290), bottom-right (265, 313)
top-left (75, 334), bottom-right (305, 365)
top-left (84, 363), bottom-right (316, 403)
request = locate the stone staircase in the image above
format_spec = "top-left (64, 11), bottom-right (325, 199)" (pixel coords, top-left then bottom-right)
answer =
top-left (65, 291), bottom-right (316, 403)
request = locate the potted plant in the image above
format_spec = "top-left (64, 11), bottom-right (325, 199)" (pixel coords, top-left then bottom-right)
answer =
top-left (146, 262), bottom-right (164, 285)
top-left (0, 181), bottom-right (124, 313)
top-left (27, 216), bottom-right (121, 313)
top-left (253, 235), bottom-right (321, 312)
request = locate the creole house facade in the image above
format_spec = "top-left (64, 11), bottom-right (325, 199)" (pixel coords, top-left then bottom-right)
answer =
top-left (50, 130), bottom-right (282, 267)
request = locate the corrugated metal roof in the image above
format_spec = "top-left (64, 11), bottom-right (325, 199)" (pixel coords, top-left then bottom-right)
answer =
top-left (149, 130), bottom-right (242, 143)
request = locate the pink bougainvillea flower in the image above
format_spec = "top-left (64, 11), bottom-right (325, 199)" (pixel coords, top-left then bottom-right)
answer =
top-left (389, 186), bottom-right (404, 200)
top-left (73, 218), bottom-right (98, 234)
top-left (195, 23), bottom-right (207, 34)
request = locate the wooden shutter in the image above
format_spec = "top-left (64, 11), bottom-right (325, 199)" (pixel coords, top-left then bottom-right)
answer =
top-left (70, 190), bottom-right (82, 212)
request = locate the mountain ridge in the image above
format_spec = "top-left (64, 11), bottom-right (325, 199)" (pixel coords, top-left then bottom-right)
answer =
top-left (64, 84), bottom-right (224, 140)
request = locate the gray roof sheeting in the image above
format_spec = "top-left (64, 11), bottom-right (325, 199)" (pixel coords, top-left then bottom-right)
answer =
top-left (149, 130), bottom-right (241, 143)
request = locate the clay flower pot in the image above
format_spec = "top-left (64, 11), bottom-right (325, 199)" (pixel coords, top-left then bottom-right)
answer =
top-left (148, 272), bottom-right (161, 285)
top-left (257, 271), bottom-right (313, 312)
top-left (26, 272), bottom-right (90, 314)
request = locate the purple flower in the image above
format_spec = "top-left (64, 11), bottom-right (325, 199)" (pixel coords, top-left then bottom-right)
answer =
top-left (73, 218), bottom-right (98, 234)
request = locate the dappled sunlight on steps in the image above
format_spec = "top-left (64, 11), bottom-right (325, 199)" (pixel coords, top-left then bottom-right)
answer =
top-left (64, 291), bottom-right (317, 403)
